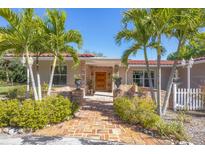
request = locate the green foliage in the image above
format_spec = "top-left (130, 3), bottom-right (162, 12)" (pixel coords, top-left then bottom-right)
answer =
top-left (0, 99), bottom-right (20, 127)
top-left (176, 111), bottom-right (192, 123)
top-left (0, 96), bottom-right (78, 130)
top-left (42, 96), bottom-right (73, 124)
top-left (156, 120), bottom-right (189, 141)
top-left (0, 58), bottom-right (27, 83)
top-left (14, 99), bottom-right (48, 130)
top-left (7, 86), bottom-right (27, 99)
top-left (113, 97), bottom-right (134, 122)
top-left (114, 96), bottom-right (189, 141)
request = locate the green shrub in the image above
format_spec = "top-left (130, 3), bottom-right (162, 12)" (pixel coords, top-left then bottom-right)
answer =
top-left (0, 95), bottom-right (78, 130)
top-left (114, 96), bottom-right (160, 129)
top-left (0, 99), bottom-right (20, 127)
top-left (43, 96), bottom-right (73, 124)
top-left (7, 86), bottom-right (34, 100)
top-left (113, 97), bottom-right (134, 122)
top-left (113, 96), bottom-right (188, 141)
top-left (176, 111), bottom-right (192, 123)
top-left (156, 120), bottom-right (188, 141)
top-left (7, 86), bottom-right (26, 99)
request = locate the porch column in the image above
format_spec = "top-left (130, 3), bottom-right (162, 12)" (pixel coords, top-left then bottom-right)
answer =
top-left (125, 66), bottom-right (129, 85)
top-left (84, 61), bottom-right (87, 97)
top-left (112, 65), bottom-right (115, 92)
top-left (187, 66), bottom-right (190, 89)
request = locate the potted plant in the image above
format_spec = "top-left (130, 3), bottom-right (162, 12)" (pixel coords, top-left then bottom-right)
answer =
top-left (87, 79), bottom-right (94, 95)
top-left (74, 75), bottom-right (82, 90)
top-left (112, 74), bottom-right (122, 89)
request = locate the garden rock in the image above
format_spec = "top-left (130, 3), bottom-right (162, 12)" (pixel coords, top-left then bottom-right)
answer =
top-left (17, 129), bottom-right (24, 134)
top-left (2, 127), bottom-right (9, 134)
top-left (8, 128), bottom-right (18, 135)
top-left (178, 141), bottom-right (194, 145)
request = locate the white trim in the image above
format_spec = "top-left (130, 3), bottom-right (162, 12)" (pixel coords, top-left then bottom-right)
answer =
top-left (128, 64), bottom-right (173, 68)
top-left (132, 69), bottom-right (156, 88)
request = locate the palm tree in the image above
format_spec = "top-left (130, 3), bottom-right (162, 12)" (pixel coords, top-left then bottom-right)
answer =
top-left (115, 9), bottom-right (156, 102)
top-left (149, 9), bottom-right (174, 116)
top-left (0, 8), bottom-right (40, 100)
top-left (29, 17), bottom-right (48, 100)
top-left (162, 9), bottom-right (205, 115)
top-left (42, 9), bottom-right (83, 96)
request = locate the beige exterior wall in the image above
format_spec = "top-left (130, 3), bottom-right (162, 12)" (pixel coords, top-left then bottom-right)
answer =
top-left (161, 67), bottom-right (172, 90)
top-left (34, 59), bottom-right (205, 91)
top-left (119, 67), bottom-right (126, 84)
top-left (32, 60), bottom-right (86, 88)
top-left (178, 63), bottom-right (205, 88)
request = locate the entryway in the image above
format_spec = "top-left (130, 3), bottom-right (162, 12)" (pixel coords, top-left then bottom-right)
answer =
top-left (95, 72), bottom-right (107, 91)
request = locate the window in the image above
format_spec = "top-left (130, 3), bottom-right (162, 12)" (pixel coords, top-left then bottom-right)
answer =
top-left (133, 70), bottom-right (155, 87)
top-left (52, 65), bottom-right (67, 85)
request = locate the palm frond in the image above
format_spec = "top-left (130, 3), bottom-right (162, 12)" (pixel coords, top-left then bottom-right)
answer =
top-left (115, 29), bottom-right (135, 45)
top-left (121, 43), bottom-right (142, 66)
top-left (0, 8), bottom-right (20, 27)
top-left (66, 30), bottom-right (83, 48)
top-left (65, 46), bottom-right (80, 67)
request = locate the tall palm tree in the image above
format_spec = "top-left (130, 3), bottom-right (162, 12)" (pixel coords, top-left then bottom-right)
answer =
top-left (162, 9), bottom-right (205, 115)
top-left (30, 17), bottom-right (48, 100)
top-left (43, 9), bottom-right (83, 96)
top-left (149, 8), bottom-right (174, 116)
top-left (115, 9), bottom-right (156, 102)
top-left (0, 8), bottom-right (40, 100)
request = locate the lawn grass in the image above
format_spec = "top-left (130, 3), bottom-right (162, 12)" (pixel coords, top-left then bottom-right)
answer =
top-left (0, 84), bottom-right (25, 95)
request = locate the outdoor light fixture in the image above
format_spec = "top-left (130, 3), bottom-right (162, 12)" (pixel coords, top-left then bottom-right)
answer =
top-left (28, 57), bottom-right (34, 65)
top-left (21, 54), bottom-right (26, 66)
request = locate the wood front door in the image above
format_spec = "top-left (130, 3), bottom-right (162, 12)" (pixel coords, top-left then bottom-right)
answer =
top-left (95, 72), bottom-right (106, 91)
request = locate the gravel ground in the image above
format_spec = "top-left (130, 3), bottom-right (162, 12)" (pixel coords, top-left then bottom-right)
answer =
top-left (0, 134), bottom-right (123, 145)
top-left (163, 110), bottom-right (205, 145)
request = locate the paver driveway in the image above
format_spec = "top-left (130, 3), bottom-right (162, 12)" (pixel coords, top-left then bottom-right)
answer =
top-left (35, 92), bottom-right (168, 144)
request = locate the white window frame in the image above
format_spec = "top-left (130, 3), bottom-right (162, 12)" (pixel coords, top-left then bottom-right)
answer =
top-left (52, 65), bottom-right (67, 86)
top-left (133, 69), bottom-right (156, 87)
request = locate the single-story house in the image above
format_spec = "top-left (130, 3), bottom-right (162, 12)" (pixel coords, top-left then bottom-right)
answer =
top-left (4, 54), bottom-right (205, 95)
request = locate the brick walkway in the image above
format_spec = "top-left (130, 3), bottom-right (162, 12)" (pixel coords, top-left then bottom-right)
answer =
top-left (34, 92), bottom-right (169, 144)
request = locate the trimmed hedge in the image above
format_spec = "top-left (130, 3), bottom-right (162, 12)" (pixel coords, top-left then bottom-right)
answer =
top-left (113, 97), bottom-right (188, 141)
top-left (0, 95), bottom-right (78, 130)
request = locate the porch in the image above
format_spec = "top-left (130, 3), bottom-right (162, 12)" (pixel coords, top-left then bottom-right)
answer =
top-left (85, 59), bottom-right (121, 95)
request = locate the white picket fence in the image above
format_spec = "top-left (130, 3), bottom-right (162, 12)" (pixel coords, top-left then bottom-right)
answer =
top-left (173, 84), bottom-right (205, 111)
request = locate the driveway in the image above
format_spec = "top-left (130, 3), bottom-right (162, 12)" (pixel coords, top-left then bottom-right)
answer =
top-left (35, 92), bottom-right (168, 145)
top-left (0, 134), bottom-right (122, 145)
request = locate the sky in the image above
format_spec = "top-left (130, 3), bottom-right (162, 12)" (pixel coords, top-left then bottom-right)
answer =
top-left (0, 8), bottom-right (179, 60)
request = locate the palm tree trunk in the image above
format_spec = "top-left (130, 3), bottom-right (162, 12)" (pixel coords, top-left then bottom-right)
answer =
top-left (156, 37), bottom-right (161, 116)
top-left (6, 67), bottom-right (10, 83)
top-left (144, 45), bottom-right (156, 102)
top-left (25, 48), bottom-right (39, 101)
top-left (162, 38), bottom-right (183, 115)
top-left (26, 66), bottom-right (30, 99)
top-left (47, 55), bottom-right (57, 96)
top-left (36, 56), bottom-right (42, 101)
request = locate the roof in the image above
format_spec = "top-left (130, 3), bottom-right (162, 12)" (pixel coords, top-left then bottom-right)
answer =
top-left (128, 60), bottom-right (174, 66)
top-left (4, 53), bottom-right (96, 58)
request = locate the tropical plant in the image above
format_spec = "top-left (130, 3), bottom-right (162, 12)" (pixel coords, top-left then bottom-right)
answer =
top-left (42, 9), bottom-right (83, 96)
top-left (0, 8), bottom-right (41, 100)
top-left (167, 32), bottom-right (205, 60)
top-left (148, 9), bottom-right (174, 115)
top-left (162, 9), bottom-right (205, 115)
top-left (0, 58), bottom-right (27, 84)
top-left (115, 9), bottom-right (156, 102)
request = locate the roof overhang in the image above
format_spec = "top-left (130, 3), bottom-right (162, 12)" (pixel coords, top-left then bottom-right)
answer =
top-left (86, 58), bottom-right (121, 67)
